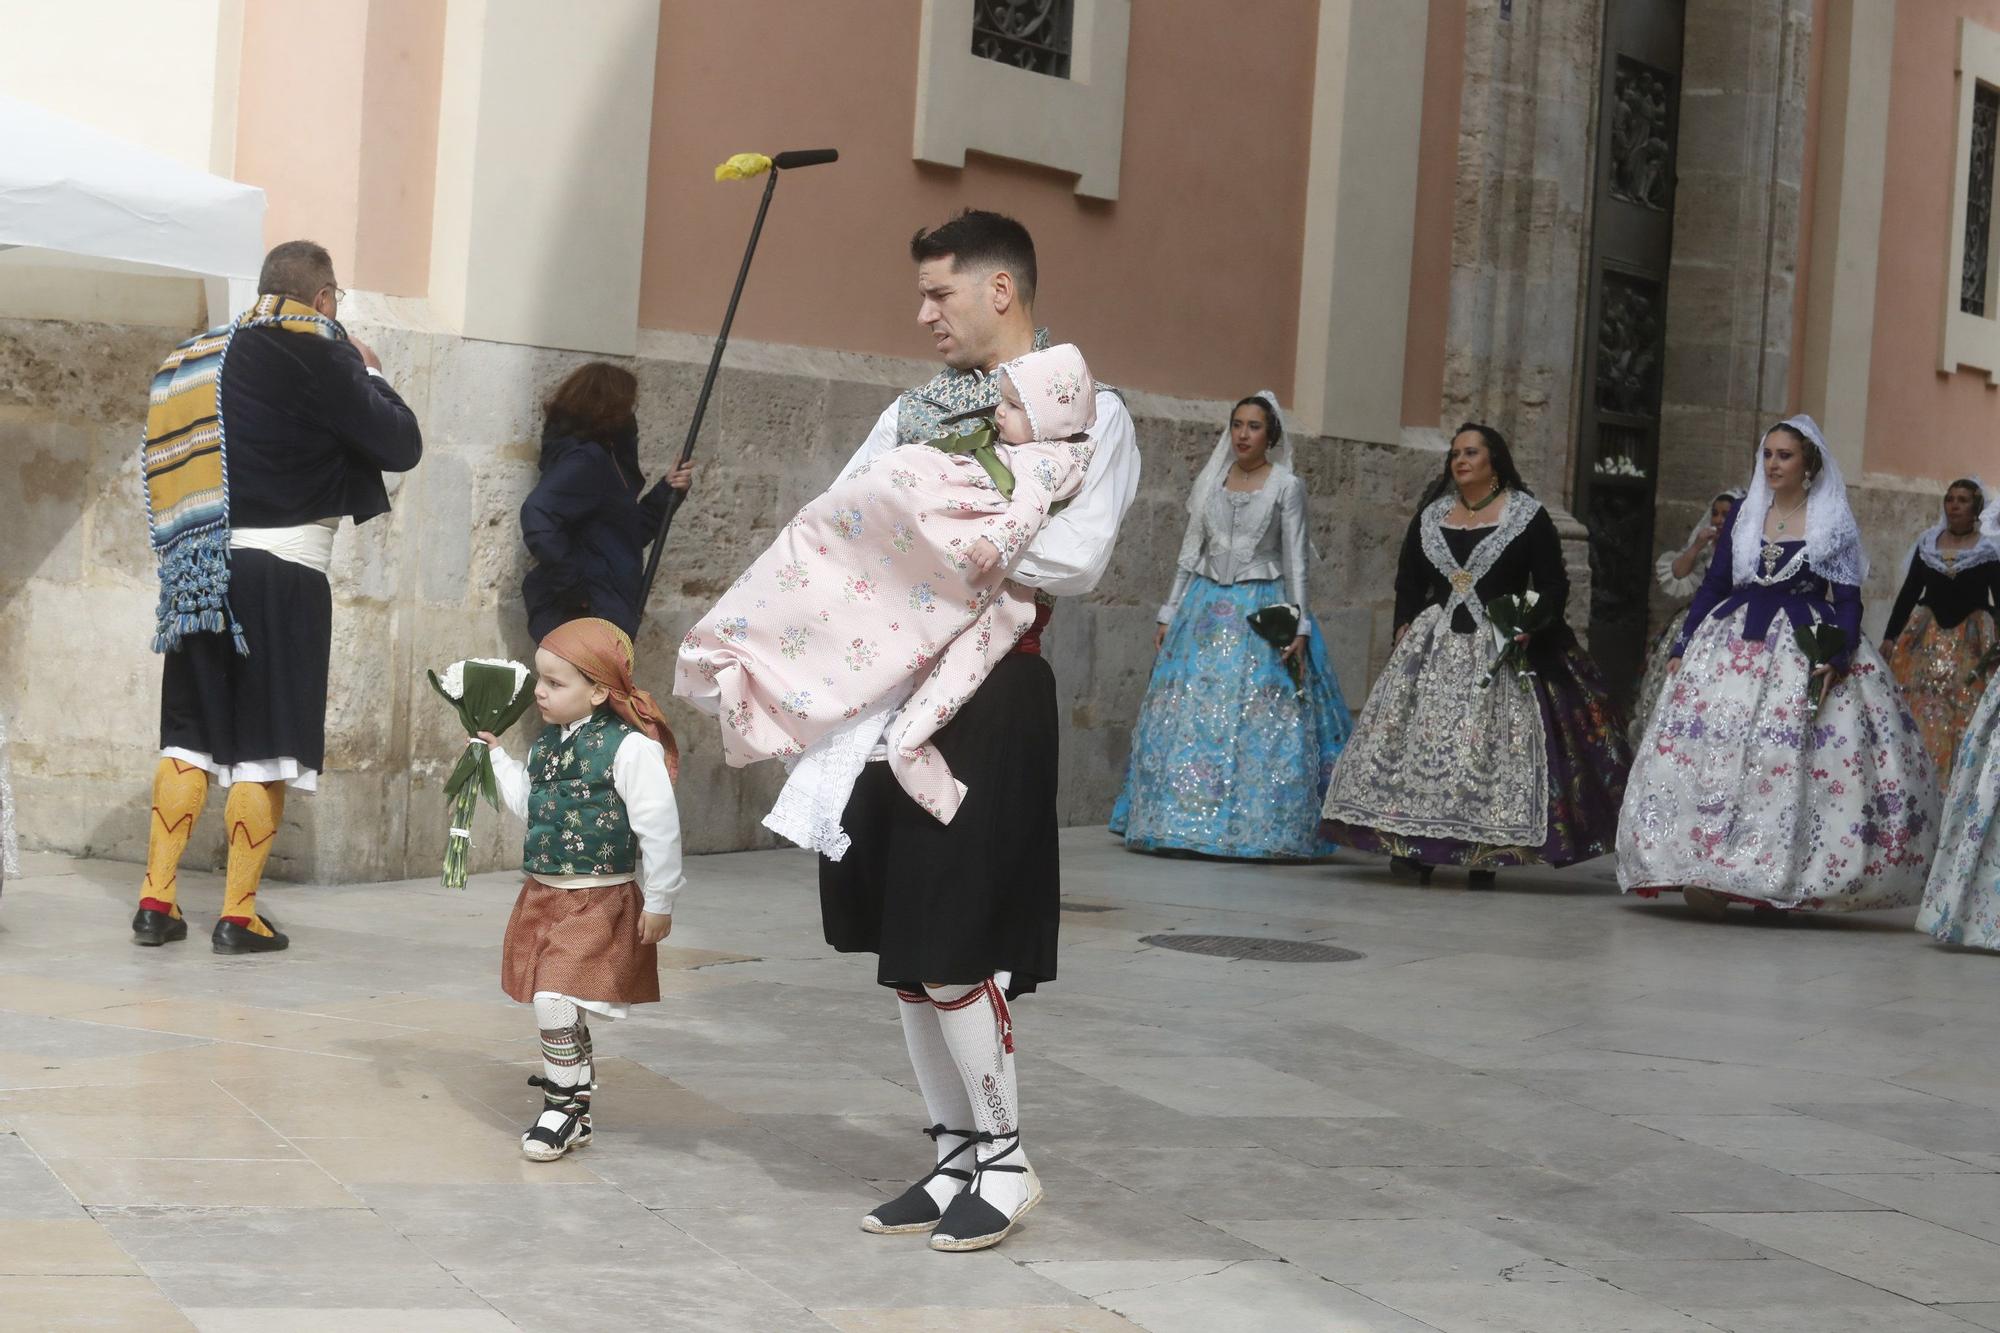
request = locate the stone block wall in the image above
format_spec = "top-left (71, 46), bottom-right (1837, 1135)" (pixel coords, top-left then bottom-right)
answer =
top-left (1, 310), bottom-right (1487, 884)
top-left (1653, 0), bottom-right (1929, 639)
top-left (1654, 0), bottom-right (1815, 631)
top-left (1444, 0), bottom-right (1602, 499)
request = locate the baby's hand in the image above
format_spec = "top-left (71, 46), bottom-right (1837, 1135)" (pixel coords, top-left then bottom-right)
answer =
top-left (968, 537), bottom-right (1003, 574)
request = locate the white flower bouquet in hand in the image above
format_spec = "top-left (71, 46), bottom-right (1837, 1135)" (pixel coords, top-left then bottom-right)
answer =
top-left (1479, 590), bottom-right (1556, 688)
top-left (428, 657), bottom-right (537, 887)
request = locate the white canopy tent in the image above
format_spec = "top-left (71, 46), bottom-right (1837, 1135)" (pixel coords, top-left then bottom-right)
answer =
top-left (0, 93), bottom-right (265, 313)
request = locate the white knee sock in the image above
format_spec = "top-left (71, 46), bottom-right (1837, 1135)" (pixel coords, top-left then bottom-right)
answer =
top-left (532, 992), bottom-right (591, 1088)
top-left (528, 992), bottom-right (594, 1146)
top-left (898, 989), bottom-right (976, 1209)
top-left (928, 978), bottom-right (1032, 1213)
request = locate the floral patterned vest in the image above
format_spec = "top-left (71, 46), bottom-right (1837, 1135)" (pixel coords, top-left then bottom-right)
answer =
top-left (523, 710), bottom-right (637, 878)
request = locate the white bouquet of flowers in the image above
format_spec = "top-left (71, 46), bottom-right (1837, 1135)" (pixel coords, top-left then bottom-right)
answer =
top-left (1479, 590), bottom-right (1555, 688)
top-left (428, 657), bottom-right (537, 888)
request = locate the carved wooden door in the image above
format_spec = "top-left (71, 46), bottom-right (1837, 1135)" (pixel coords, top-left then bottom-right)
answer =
top-left (1575, 0), bottom-right (1684, 706)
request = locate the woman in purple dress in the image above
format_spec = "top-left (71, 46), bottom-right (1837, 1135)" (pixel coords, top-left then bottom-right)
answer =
top-left (1617, 415), bottom-right (1938, 916)
top-left (1320, 424), bottom-right (1630, 889)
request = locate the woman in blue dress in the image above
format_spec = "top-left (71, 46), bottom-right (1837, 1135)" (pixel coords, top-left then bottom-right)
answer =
top-left (1110, 391), bottom-right (1351, 859)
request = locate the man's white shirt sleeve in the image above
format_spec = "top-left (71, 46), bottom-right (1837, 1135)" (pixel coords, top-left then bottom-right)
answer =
top-left (1012, 388), bottom-right (1140, 597)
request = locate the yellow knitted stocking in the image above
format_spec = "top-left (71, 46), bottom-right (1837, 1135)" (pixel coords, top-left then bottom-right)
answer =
top-left (221, 780), bottom-right (285, 933)
top-left (140, 758), bottom-right (209, 917)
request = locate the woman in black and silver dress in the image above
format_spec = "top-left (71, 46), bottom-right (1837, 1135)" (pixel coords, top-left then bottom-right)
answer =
top-left (1320, 424), bottom-right (1631, 888)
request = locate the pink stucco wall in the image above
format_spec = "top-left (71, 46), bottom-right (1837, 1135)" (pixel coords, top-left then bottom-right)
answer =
top-left (637, 2), bottom-right (1321, 403)
top-left (234, 1), bottom-right (367, 280)
top-left (233, 0), bottom-right (442, 297)
top-left (1866, 1), bottom-right (2000, 481)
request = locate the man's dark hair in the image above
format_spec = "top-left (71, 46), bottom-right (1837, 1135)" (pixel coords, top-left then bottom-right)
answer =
top-left (258, 240), bottom-right (336, 304)
top-left (910, 210), bottom-right (1037, 304)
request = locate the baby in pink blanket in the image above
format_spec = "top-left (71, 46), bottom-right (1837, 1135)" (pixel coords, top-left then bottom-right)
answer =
top-left (675, 344), bottom-right (1097, 824)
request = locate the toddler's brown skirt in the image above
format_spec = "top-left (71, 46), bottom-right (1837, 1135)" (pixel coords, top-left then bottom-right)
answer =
top-left (500, 879), bottom-right (660, 1006)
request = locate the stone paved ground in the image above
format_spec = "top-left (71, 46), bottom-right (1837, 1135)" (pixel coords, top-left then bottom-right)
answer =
top-left (2, 834), bottom-right (1999, 1331)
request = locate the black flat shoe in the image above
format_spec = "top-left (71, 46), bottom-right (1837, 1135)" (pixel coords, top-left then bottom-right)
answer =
top-left (1389, 856), bottom-right (1435, 885)
top-left (522, 1075), bottom-right (592, 1161)
top-left (930, 1134), bottom-right (1043, 1253)
top-left (131, 907), bottom-right (188, 946)
top-left (212, 916), bottom-right (289, 954)
top-left (862, 1125), bottom-right (975, 1235)
top-left (1468, 869), bottom-right (1497, 891)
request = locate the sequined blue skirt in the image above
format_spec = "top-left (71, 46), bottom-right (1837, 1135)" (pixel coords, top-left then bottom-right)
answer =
top-left (1110, 576), bottom-right (1352, 859)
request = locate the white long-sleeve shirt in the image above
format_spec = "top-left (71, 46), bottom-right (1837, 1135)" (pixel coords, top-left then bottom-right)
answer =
top-left (835, 386), bottom-right (1141, 597)
top-left (489, 721), bottom-right (687, 915)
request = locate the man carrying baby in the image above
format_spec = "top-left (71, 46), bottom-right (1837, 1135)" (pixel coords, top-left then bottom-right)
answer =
top-left (820, 210), bottom-right (1139, 1252)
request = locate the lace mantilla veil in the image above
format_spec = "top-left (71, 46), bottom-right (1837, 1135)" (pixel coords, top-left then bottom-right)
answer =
top-left (1907, 474), bottom-right (2000, 576)
top-left (1680, 487), bottom-right (1746, 551)
top-left (1729, 414), bottom-right (1869, 588)
top-left (1182, 390), bottom-right (1319, 562)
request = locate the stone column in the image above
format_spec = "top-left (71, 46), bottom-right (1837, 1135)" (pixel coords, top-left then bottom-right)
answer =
top-left (1798, 0), bottom-right (1894, 475)
top-left (1654, 0), bottom-right (1816, 618)
top-left (1440, 0), bottom-right (1602, 628)
top-left (1289, 0), bottom-right (1431, 444)
top-left (1443, 0), bottom-right (1602, 499)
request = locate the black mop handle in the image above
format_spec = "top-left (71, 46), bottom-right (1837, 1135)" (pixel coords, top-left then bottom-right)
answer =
top-left (773, 148), bottom-right (839, 170)
top-left (639, 148), bottom-right (839, 607)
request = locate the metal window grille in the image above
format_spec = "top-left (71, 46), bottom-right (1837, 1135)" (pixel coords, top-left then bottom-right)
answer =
top-left (972, 0), bottom-right (1074, 79)
top-left (1964, 82), bottom-right (1998, 317)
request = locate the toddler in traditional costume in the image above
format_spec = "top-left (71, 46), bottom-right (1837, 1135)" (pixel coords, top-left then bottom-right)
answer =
top-left (480, 618), bottom-right (685, 1162)
top-left (676, 343), bottom-right (1097, 843)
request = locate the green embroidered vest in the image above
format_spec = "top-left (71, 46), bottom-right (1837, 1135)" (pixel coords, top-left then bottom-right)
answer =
top-left (523, 710), bottom-right (638, 878)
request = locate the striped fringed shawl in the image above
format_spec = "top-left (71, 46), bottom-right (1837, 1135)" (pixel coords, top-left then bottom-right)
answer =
top-left (142, 294), bottom-right (343, 654)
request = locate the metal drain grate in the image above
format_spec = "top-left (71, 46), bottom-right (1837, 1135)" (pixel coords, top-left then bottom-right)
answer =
top-left (1140, 934), bottom-right (1364, 963)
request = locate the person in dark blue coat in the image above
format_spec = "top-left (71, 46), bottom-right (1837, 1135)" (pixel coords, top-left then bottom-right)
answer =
top-left (520, 363), bottom-right (692, 640)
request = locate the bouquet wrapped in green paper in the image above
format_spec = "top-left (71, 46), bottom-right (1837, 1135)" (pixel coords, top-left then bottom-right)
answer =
top-left (1793, 622), bottom-right (1847, 711)
top-left (1479, 590), bottom-right (1557, 688)
top-left (429, 657), bottom-right (538, 888)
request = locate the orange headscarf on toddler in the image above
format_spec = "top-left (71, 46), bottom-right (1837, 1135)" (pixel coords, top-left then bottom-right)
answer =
top-left (540, 618), bottom-right (680, 782)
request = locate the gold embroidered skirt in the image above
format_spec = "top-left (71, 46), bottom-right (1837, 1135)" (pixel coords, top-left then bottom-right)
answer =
top-left (1886, 607), bottom-right (1996, 785)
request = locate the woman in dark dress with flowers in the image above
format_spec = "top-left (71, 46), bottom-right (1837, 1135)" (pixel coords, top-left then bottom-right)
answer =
top-left (1320, 424), bottom-right (1630, 888)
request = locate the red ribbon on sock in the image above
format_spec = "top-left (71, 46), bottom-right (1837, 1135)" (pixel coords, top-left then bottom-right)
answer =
top-left (985, 978), bottom-right (1015, 1055)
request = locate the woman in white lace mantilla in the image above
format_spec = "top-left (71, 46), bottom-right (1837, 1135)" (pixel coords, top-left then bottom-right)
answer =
top-left (1617, 415), bottom-right (1938, 916)
top-left (1319, 423), bottom-right (1630, 889)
